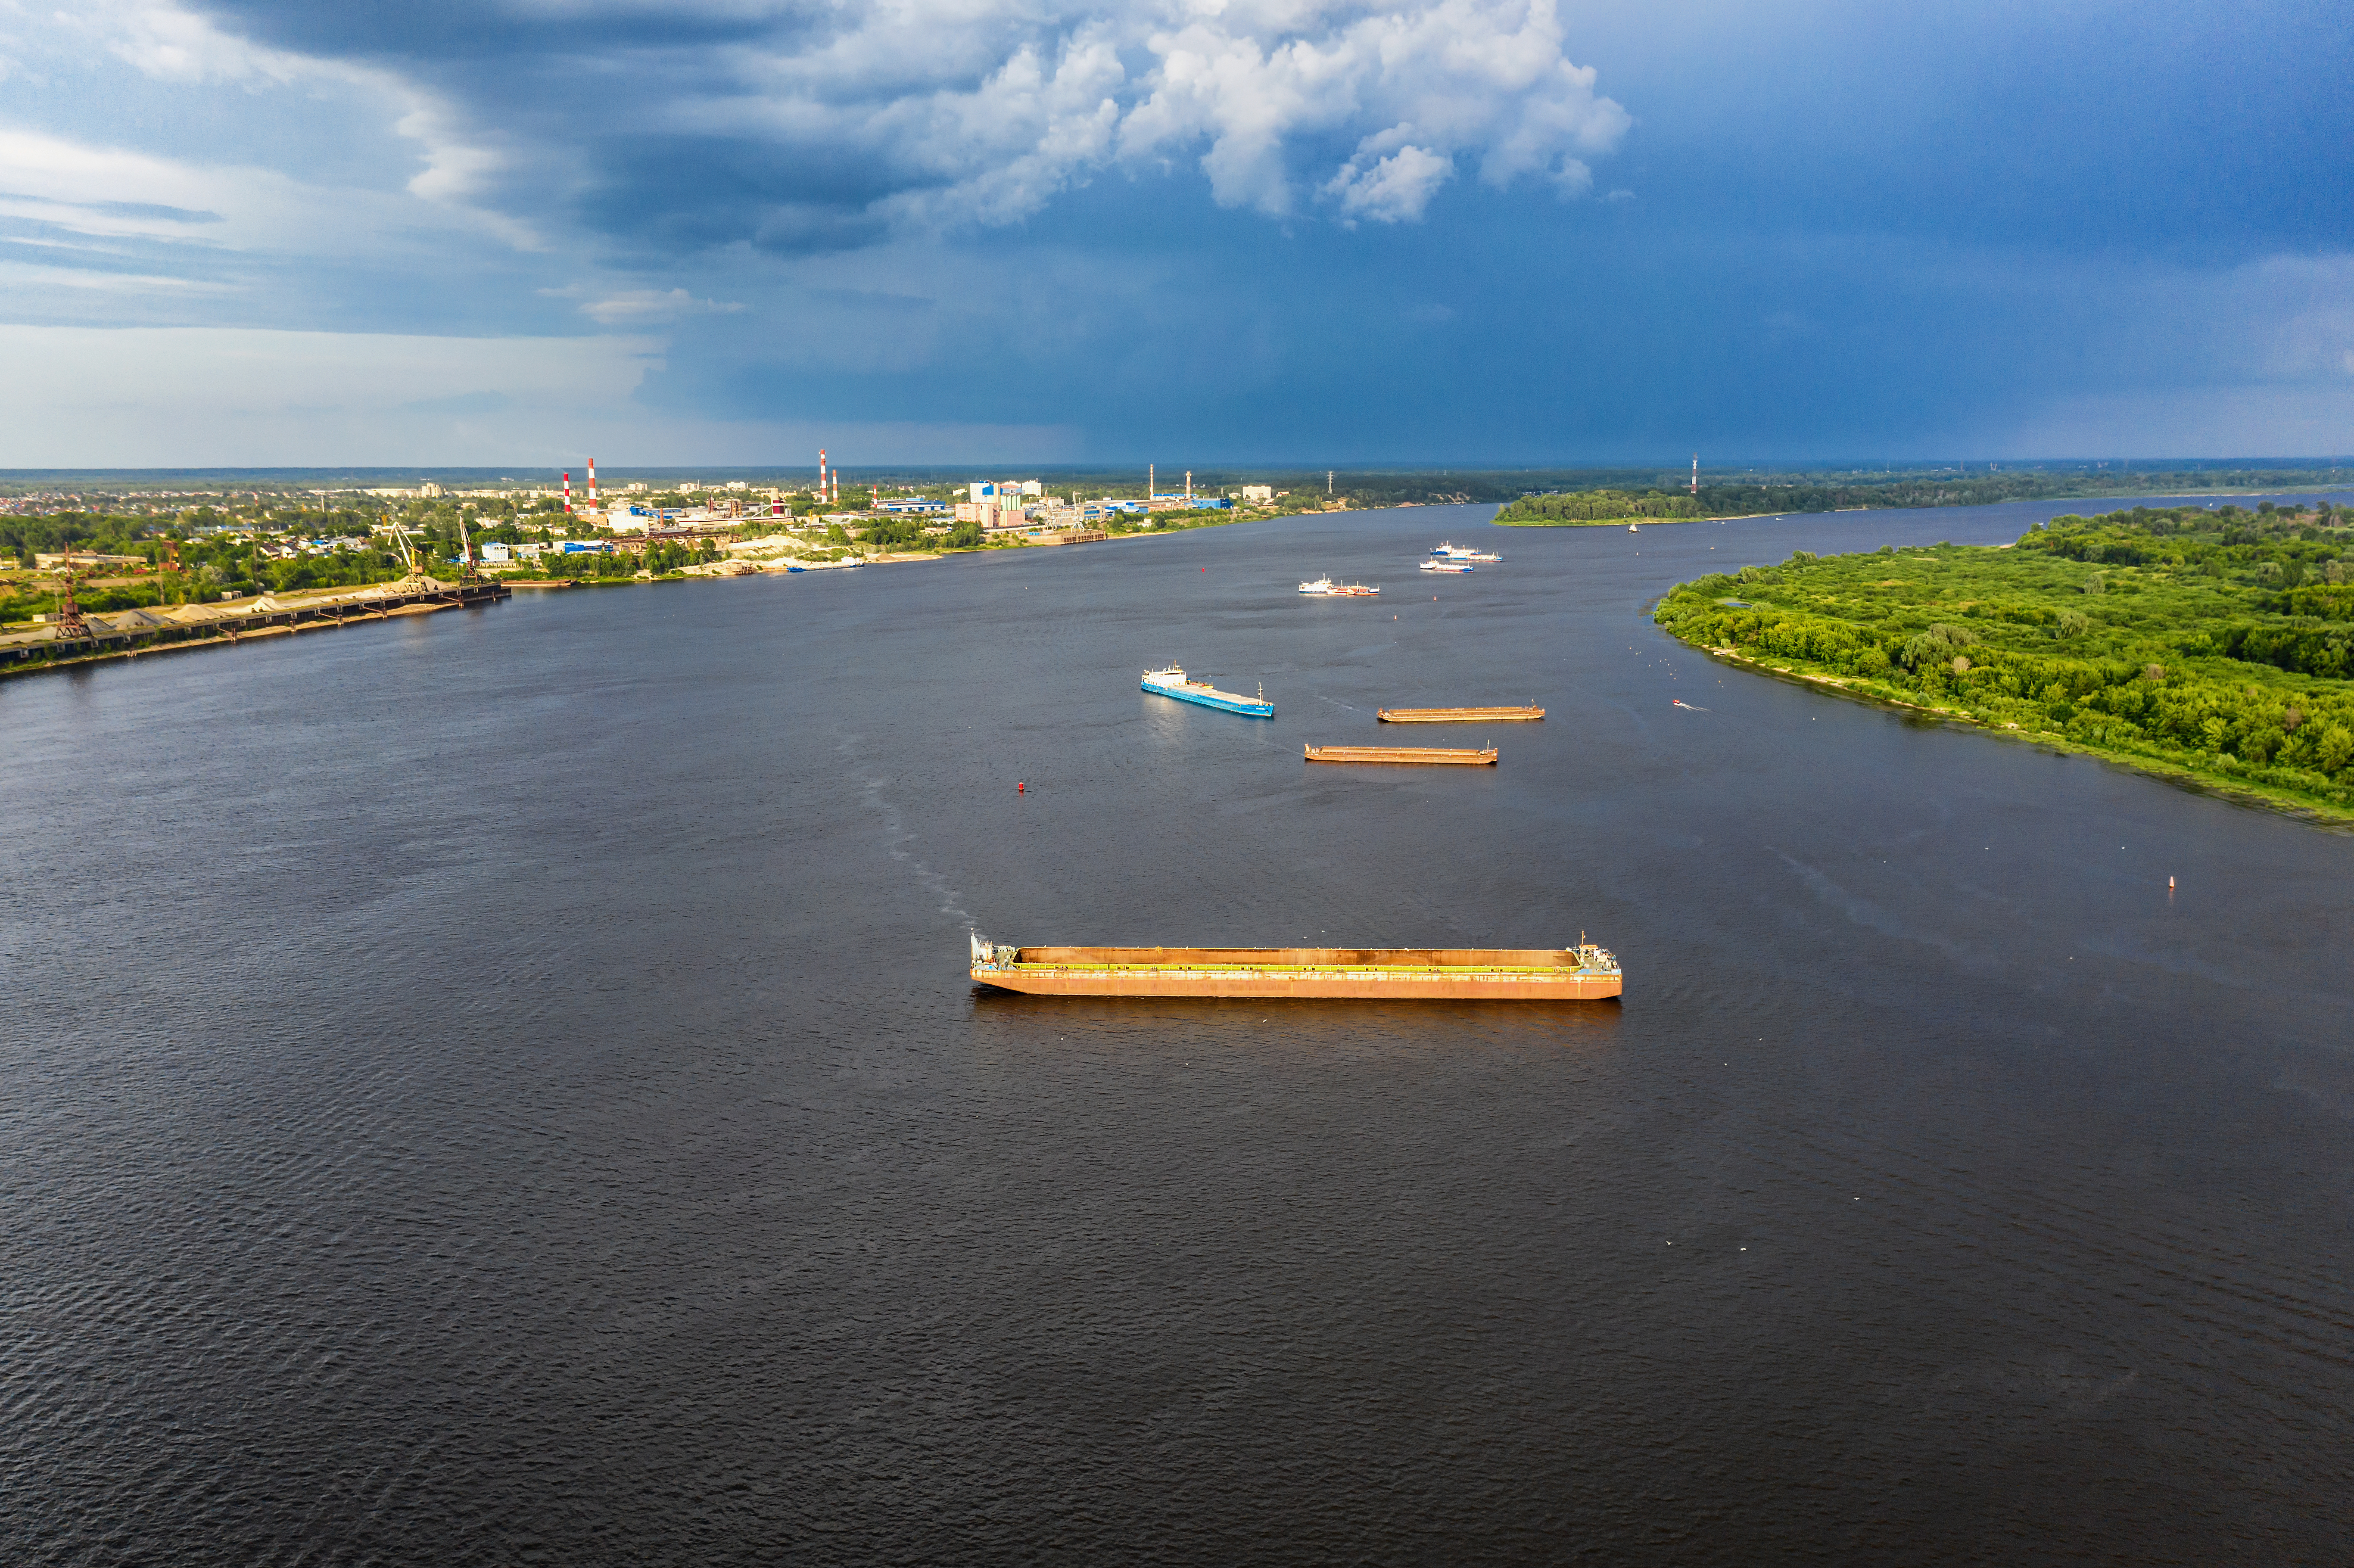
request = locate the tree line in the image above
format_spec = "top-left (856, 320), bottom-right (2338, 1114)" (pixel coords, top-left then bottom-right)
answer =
top-left (1495, 470), bottom-right (2354, 525)
top-left (1648, 500), bottom-right (2354, 813)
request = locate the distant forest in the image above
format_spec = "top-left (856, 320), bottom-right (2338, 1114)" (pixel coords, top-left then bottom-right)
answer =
top-left (1495, 467), bottom-right (2353, 524)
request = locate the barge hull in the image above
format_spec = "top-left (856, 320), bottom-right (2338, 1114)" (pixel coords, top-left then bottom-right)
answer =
top-left (1377, 706), bottom-right (1544, 722)
top-left (1305, 744), bottom-right (1497, 765)
top-left (972, 944), bottom-right (1620, 1000)
top-left (978, 968), bottom-right (1619, 999)
top-left (1146, 682), bottom-right (1274, 717)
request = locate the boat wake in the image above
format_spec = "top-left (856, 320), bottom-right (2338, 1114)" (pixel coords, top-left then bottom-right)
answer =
top-left (839, 734), bottom-right (974, 924)
top-left (1672, 699), bottom-right (1711, 712)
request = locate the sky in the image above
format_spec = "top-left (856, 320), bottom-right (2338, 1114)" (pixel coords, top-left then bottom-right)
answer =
top-left (0, 0), bottom-right (2349, 467)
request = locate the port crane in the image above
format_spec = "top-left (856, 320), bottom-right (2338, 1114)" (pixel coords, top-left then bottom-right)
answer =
top-left (385, 523), bottom-right (435, 593)
top-left (455, 512), bottom-right (483, 585)
top-left (47, 556), bottom-right (89, 641)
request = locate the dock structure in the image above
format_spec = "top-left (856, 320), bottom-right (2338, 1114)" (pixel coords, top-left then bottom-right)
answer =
top-left (0, 577), bottom-right (511, 675)
top-left (1305, 744), bottom-right (1498, 765)
top-left (1376, 705), bottom-right (1544, 722)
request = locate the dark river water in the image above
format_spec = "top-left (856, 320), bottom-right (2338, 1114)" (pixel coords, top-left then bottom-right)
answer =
top-left (6, 494), bottom-right (2351, 1564)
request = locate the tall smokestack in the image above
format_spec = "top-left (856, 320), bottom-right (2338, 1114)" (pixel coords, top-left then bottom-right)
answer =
top-left (1149, 463), bottom-right (1155, 500)
top-left (563, 471), bottom-right (573, 514)
top-left (1691, 454), bottom-right (1698, 497)
top-left (588, 458), bottom-right (598, 507)
top-left (818, 449), bottom-right (828, 509)
top-left (1185, 470), bottom-right (1192, 502)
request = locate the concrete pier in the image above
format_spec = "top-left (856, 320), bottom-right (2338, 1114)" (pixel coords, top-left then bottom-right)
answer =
top-left (0, 578), bottom-right (511, 676)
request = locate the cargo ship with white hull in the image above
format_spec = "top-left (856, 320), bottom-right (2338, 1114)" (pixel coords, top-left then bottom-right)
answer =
top-left (1141, 664), bottom-right (1274, 718)
top-left (970, 934), bottom-right (1621, 1000)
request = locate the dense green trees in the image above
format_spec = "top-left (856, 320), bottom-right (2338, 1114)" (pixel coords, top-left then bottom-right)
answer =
top-left (1498, 490), bottom-right (1707, 523)
top-left (1650, 501), bottom-right (2354, 815)
top-left (860, 515), bottom-right (932, 550)
top-left (542, 550), bottom-right (640, 579)
top-left (1499, 473), bottom-right (2354, 527)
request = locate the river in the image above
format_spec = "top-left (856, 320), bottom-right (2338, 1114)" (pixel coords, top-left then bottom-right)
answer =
top-left (5, 492), bottom-right (2350, 1562)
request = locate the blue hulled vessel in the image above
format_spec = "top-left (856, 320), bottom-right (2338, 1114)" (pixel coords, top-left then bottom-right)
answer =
top-left (1142, 664), bottom-right (1274, 718)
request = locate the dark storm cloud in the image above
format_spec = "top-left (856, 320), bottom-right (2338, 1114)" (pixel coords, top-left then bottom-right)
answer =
top-left (183, 0), bottom-right (796, 62)
top-left (166, 0), bottom-right (1634, 250)
top-left (572, 133), bottom-right (917, 256)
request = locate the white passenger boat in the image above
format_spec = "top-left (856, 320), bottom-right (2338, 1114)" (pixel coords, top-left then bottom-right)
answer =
top-left (1430, 541), bottom-right (1501, 562)
top-left (1420, 559), bottom-right (1475, 573)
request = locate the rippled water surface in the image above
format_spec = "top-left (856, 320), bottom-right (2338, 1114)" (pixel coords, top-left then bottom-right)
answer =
top-left (6, 498), bottom-right (2352, 1564)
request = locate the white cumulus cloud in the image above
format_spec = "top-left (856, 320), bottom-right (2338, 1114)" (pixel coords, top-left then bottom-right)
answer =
top-left (1326, 143), bottom-right (1455, 224)
top-left (1122, 0), bottom-right (1626, 219)
top-left (84, 0), bottom-right (1628, 247)
top-left (569, 288), bottom-right (747, 324)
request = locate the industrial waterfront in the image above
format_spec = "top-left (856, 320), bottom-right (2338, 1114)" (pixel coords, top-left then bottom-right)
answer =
top-left (6, 498), bottom-right (2351, 1562)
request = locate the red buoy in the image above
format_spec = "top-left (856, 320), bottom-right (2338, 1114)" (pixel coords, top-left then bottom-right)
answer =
top-left (1017, 781), bottom-right (1025, 793)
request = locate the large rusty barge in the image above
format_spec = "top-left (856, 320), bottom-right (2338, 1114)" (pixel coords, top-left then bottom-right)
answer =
top-left (1305, 744), bottom-right (1498, 765)
top-left (969, 933), bottom-right (1621, 1001)
top-left (1376, 705), bottom-right (1544, 723)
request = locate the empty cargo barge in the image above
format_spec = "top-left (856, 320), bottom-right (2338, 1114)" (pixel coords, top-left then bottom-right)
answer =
top-left (1305, 744), bottom-right (1498, 765)
top-left (969, 934), bottom-right (1621, 999)
top-left (1376, 705), bottom-right (1545, 722)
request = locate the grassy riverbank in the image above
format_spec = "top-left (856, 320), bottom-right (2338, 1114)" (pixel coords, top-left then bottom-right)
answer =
top-left (1650, 499), bottom-right (2354, 821)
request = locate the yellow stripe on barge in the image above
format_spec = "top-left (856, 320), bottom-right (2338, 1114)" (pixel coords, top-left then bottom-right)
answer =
top-left (1376, 705), bottom-right (1544, 722)
top-left (970, 934), bottom-right (1621, 1000)
top-left (1305, 744), bottom-right (1498, 765)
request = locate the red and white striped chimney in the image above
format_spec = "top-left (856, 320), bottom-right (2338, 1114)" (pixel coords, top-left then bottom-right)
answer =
top-left (818, 449), bottom-right (827, 509)
top-left (588, 457), bottom-right (598, 507)
top-left (563, 471), bottom-right (573, 514)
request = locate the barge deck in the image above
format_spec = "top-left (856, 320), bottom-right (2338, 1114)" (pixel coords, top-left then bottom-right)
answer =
top-left (970, 935), bottom-right (1621, 1000)
top-left (1305, 744), bottom-right (1498, 765)
top-left (1376, 706), bottom-right (1544, 722)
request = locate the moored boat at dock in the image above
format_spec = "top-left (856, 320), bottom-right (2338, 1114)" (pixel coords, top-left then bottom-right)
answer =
top-left (1376, 705), bottom-right (1544, 722)
top-left (970, 932), bottom-right (1621, 1000)
top-left (1304, 743), bottom-right (1497, 765)
top-left (1143, 664), bottom-right (1274, 718)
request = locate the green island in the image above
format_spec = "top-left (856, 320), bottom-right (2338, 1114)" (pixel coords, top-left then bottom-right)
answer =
top-left (1495, 465), bottom-right (2354, 526)
top-left (1649, 499), bottom-right (2354, 821)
